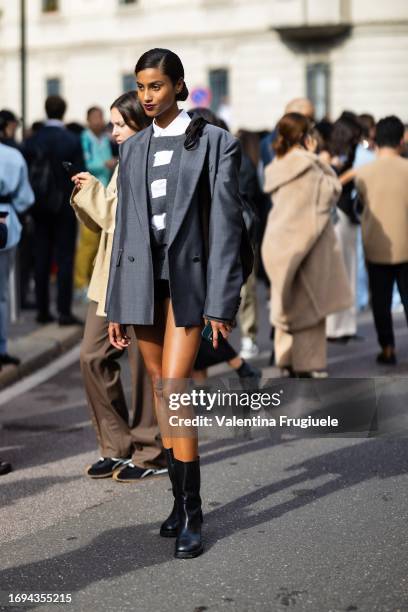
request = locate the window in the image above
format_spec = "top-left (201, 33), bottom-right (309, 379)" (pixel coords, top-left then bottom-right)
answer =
top-left (46, 77), bottom-right (61, 96)
top-left (42, 0), bottom-right (59, 12)
top-left (122, 73), bottom-right (135, 92)
top-left (209, 68), bottom-right (229, 114)
top-left (306, 63), bottom-right (330, 121)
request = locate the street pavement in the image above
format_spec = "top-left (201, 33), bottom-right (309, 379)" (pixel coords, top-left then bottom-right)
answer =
top-left (0, 303), bottom-right (407, 612)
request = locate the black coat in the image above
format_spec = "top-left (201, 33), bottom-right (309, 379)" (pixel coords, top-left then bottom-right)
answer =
top-left (23, 125), bottom-right (84, 212)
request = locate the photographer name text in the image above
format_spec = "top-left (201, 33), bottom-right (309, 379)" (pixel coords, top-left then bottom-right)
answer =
top-left (169, 415), bottom-right (339, 429)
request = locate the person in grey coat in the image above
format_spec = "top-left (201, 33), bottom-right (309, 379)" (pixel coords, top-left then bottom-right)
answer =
top-left (106, 48), bottom-right (245, 559)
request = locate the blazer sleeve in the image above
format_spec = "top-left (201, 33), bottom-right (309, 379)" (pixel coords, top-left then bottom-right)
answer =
top-left (70, 168), bottom-right (118, 233)
top-left (105, 142), bottom-right (129, 322)
top-left (204, 135), bottom-right (243, 321)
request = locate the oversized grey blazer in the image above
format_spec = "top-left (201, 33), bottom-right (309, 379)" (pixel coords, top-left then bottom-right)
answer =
top-left (105, 123), bottom-right (243, 327)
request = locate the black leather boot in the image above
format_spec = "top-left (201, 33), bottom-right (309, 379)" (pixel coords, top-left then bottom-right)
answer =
top-left (174, 457), bottom-right (204, 559)
top-left (160, 448), bottom-right (179, 537)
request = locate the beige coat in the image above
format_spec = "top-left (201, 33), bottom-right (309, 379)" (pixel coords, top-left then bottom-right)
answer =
top-left (356, 156), bottom-right (408, 264)
top-left (71, 166), bottom-right (118, 316)
top-left (261, 149), bottom-right (352, 333)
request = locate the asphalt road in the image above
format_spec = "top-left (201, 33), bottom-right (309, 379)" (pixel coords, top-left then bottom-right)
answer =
top-left (0, 307), bottom-right (407, 612)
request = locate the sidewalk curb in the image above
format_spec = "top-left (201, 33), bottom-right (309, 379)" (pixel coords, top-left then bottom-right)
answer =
top-left (0, 324), bottom-right (83, 390)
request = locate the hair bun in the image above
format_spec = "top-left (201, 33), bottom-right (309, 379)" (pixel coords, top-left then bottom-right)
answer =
top-left (273, 134), bottom-right (288, 158)
top-left (177, 82), bottom-right (189, 102)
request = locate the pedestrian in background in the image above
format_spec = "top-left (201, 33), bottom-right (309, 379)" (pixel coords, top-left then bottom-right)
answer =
top-left (24, 95), bottom-right (84, 326)
top-left (74, 107), bottom-right (116, 299)
top-left (0, 110), bottom-right (20, 149)
top-left (71, 92), bottom-right (166, 481)
top-left (260, 98), bottom-right (316, 364)
top-left (236, 129), bottom-right (266, 360)
top-left (354, 114), bottom-right (376, 313)
top-left (0, 109), bottom-right (36, 310)
top-left (326, 112), bottom-right (362, 342)
top-left (260, 98), bottom-right (315, 169)
top-left (0, 116), bottom-right (34, 369)
top-left (261, 112), bottom-right (352, 377)
top-left (0, 217), bottom-right (12, 476)
top-left (355, 115), bottom-right (408, 365)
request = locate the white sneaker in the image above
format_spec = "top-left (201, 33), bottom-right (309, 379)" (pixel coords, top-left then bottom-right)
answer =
top-left (240, 337), bottom-right (259, 360)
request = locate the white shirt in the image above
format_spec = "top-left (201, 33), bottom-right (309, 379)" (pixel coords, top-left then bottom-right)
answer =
top-left (152, 109), bottom-right (191, 138)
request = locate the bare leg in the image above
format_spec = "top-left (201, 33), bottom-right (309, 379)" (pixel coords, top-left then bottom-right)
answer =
top-left (133, 298), bottom-right (201, 455)
top-left (162, 301), bottom-right (202, 461)
top-left (132, 300), bottom-right (169, 446)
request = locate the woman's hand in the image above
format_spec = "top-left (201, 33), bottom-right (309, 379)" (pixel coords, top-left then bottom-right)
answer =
top-left (105, 158), bottom-right (118, 171)
top-left (206, 319), bottom-right (233, 350)
top-left (305, 134), bottom-right (318, 153)
top-left (71, 172), bottom-right (92, 191)
top-left (108, 322), bottom-right (131, 350)
top-left (319, 150), bottom-right (332, 165)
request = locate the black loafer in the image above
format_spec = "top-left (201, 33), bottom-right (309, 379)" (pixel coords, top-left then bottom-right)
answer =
top-left (36, 313), bottom-right (56, 324)
top-left (86, 457), bottom-right (131, 479)
top-left (0, 459), bottom-right (12, 476)
top-left (376, 351), bottom-right (397, 365)
top-left (113, 463), bottom-right (167, 482)
top-left (0, 353), bottom-right (21, 366)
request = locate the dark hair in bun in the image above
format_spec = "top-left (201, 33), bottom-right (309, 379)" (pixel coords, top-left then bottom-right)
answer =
top-left (274, 112), bottom-right (311, 158)
top-left (135, 48), bottom-right (189, 102)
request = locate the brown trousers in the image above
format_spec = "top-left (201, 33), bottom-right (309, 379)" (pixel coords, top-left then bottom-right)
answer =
top-left (274, 319), bottom-right (327, 372)
top-left (80, 301), bottom-right (164, 468)
top-left (239, 265), bottom-right (258, 341)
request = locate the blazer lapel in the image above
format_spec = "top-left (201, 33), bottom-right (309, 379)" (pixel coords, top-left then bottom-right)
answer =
top-left (168, 132), bottom-right (209, 248)
top-left (128, 126), bottom-right (152, 246)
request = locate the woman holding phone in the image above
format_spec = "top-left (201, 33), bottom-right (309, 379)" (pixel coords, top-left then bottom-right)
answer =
top-left (106, 48), bottom-right (245, 558)
top-left (70, 92), bottom-right (167, 483)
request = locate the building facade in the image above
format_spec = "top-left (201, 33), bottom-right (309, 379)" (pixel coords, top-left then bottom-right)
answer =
top-left (0, 0), bottom-right (408, 130)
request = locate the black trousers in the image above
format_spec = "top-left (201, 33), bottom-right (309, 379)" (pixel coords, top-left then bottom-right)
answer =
top-left (34, 205), bottom-right (77, 317)
top-left (18, 213), bottom-right (36, 306)
top-left (367, 261), bottom-right (408, 348)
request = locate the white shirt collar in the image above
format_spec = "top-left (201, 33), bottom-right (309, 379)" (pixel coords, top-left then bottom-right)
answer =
top-left (152, 109), bottom-right (191, 137)
top-left (44, 119), bottom-right (65, 128)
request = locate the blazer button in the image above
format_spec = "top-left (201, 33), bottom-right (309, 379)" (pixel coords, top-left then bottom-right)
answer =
top-left (192, 256), bottom-right (200, 262)
top-left (128, 256), bottom-right (135, 262)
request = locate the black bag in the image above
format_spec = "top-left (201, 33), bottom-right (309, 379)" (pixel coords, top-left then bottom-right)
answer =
top-left (28, 149), bottom-right (64, 214)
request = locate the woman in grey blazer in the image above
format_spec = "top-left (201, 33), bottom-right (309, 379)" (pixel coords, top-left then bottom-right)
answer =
top-left (107, 48), bottom-right (244, 559)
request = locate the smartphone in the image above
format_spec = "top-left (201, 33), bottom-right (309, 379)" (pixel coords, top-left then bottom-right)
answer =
top-left (0, 211), bottom-right (9, 219)
top-left (62, 161), bottom-right (76, 178)
top-left (201, 322), bottom-right (213, 342)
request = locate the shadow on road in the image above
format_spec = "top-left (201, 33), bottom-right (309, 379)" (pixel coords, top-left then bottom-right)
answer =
top-left (1, 438), bottom-right (407, 600)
